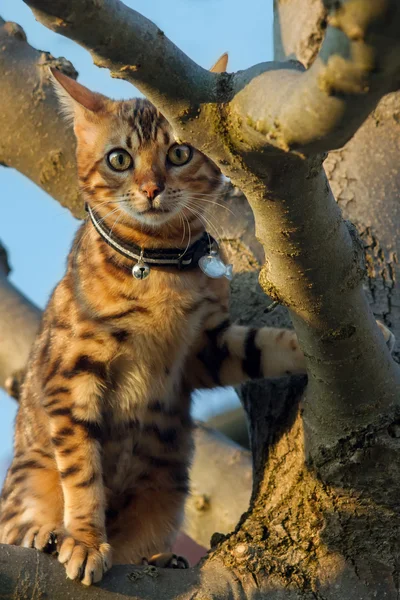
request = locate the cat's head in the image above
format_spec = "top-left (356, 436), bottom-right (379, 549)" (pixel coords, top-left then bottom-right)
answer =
top-left (50, 55), bottom-right (228, 229)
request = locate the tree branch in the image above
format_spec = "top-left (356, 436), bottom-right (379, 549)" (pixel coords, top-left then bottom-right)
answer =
top-left (185, 425), bottom-right (251, 548)
top-left (231, 0), bottom-right (400, 154)
top-left (23, 0), bottom-right (219, 121)
top-left (0, 17), bottom-right (82, 217)
top-left (0, 543), bottom-right (247, 600)
top-left (22, 0), bottom-right (400, 159)
top-left (0, 272), bottom-right (40, 391)
top-left (0, 241), bottom-right (10, 277)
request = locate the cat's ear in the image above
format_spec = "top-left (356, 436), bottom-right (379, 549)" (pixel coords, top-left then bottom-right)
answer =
top-left (210, 52), bottom-right (228, 73)
top-left (49, 67), bottom-right (107, 122)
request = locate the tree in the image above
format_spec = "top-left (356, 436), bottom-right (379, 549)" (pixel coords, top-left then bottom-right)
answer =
top-left (1, 0), bottom-right (400, 598)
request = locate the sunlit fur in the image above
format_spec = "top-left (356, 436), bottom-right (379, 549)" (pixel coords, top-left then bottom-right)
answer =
top-left (0, 75), bottom-right (308, 586)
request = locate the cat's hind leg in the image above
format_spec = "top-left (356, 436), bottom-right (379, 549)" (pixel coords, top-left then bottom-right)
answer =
top-left (187, 316), bottom-right (306, 389)
top-left (187, 315), bottom-right (396, 390)
top-left (143, 553), bottom-right (189, 569)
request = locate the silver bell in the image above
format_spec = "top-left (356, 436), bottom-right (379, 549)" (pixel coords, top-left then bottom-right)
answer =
top-left (132, 259), bottom-right (150, 280)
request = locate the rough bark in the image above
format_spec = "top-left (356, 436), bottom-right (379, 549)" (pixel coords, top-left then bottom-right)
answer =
top-left (0, 0), bottom-right (400, 598)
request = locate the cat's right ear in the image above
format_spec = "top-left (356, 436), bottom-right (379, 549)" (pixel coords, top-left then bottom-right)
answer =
top-left (210, 52), bottom-right (228, 73)
top-left (49, 67), bottom-right (107, 122)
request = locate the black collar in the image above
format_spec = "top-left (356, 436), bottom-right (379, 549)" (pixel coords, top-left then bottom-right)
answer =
top-left (85, 203), bottom-right (216, 271)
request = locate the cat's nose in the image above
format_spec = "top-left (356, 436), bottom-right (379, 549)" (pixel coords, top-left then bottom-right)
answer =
top-left (140, 182), bottom-right (165, 200)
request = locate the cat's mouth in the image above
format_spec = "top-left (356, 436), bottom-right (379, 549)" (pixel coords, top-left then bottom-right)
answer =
top-left (140, 207), bottom-right (170, 216)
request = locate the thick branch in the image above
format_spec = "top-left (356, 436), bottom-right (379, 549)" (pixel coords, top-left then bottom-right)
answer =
top-left (22, 0), bottom-right (400, 158)
top-left (0, 543), bottom-right (247, 600)
top-left (23, 0), bottom-right (219, 122)
top-left (230, 0), bottom-right (400, 154)
top-left (0, 17), bottom-right (82, 217)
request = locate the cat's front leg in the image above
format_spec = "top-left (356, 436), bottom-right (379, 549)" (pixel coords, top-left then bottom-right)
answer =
top-left (44, 370), bottom-right (111, 585)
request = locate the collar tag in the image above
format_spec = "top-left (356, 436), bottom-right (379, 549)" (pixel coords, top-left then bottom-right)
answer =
top-left (198, 248), bottom-right (233, 280)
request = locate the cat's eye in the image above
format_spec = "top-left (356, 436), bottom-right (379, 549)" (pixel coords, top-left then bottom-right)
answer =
top-left (167, 144), bottom-right (192, 166)
top-left (107, 149), bottom-right (133, 172)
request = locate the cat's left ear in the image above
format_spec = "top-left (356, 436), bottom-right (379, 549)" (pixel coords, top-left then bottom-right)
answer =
top-left (49, 67), bottom-right (107, 123)
top-left (210, 52), bottom-right (228, 73)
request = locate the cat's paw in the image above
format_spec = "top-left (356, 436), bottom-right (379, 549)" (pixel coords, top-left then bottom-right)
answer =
top-left (376, 320), bottom-right (396, 353)
top-left (58, 536), bottom-right (112, 585)
top-left (22, 524), bottom-right (63, 553)
top-left (144, 552), bottom-right (189, 569)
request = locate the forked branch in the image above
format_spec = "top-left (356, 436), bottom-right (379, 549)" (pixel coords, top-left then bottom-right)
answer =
top-left (23, 0), bottom-right (400, 158)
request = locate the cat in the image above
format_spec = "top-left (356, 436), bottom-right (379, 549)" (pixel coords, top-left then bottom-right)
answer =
top-left (0, 61), bottom-right (394, 586)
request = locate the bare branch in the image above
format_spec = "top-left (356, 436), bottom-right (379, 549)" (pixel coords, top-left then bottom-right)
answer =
top-left (22, 0), bottom-right (400, 159)
top-left (0, 17), bottom-right (82, 217)
top-left (22, 0), bottom-right (219, 122)
top-left (231, 0), bottom-right (400, 154)
top-left (185, 424), bottom-right (251, 548)
top-left (0, 543), bottom-right (247, 600)
top-left (0, 275), bottom-right (40, 390)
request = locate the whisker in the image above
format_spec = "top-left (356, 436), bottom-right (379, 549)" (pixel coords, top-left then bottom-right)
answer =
top-left (76, 207), bottom-right (121, 258)
top-left (179, 213), bottom-right (186, 245)
top-left (180, 213), bottom-right (192, 259)
top-left (184, 205), bottom-right (222, 241)
top-left (110, 210), bottom-right (123, 236)
top-left (182, 196), bottom-right (237, 216)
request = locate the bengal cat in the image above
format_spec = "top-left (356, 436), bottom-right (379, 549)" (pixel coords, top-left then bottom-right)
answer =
top-left (0, 62), bottom-right (395, 586)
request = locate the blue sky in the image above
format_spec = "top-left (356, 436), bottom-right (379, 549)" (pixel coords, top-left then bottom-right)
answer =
top-left (0, 1), bottom-right (273, 473)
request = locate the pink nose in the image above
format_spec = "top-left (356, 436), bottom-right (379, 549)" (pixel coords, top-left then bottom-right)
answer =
top-left (140, 182), bottom-right (164, 200)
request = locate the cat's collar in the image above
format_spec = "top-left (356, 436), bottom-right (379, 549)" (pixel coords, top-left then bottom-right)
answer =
top-left (85, 203), bottom-right (217, 279)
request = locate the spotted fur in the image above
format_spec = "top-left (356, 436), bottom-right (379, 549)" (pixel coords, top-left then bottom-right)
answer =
top-left (1, 70), bottom-right (310, 585)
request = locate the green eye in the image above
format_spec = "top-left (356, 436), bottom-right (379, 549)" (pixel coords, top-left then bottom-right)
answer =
top-left (167, 144), bottom-right (192, 166)
top-left (107, 149), bottom-right (133, 171)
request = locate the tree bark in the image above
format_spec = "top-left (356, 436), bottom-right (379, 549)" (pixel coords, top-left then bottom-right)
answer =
top-left (275, 1), bottom-right (400, 356)
top-left (0, 0), bottom-right (400, 598)
top-left (0, 17), bottom-right (82, 217)
top-left (0, 543), bottom-right (245, 600)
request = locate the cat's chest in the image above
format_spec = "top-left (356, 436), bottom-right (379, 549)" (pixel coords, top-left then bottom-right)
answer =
top-left (105, 284), bottom-right (209, 416)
